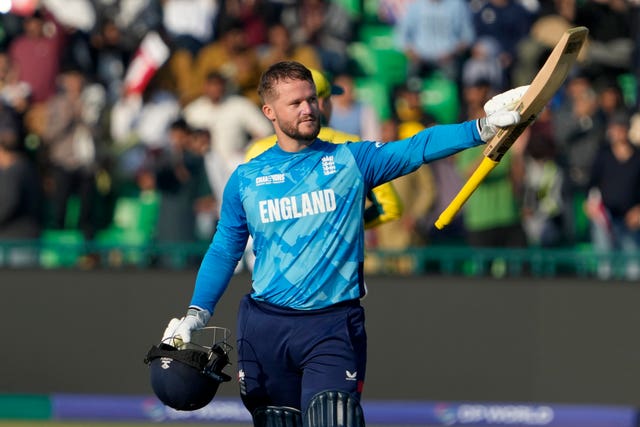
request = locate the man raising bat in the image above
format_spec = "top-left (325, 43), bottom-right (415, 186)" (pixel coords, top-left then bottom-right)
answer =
top-left (159, 61), bottom-right (524, 427)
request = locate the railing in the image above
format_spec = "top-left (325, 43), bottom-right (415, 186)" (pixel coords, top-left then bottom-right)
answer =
top-left (0, 239), bottom-right (209, 270)
top-left (362, 245), bottom-right (638, 279)
top-left (0, 239), bottom-right (638, 280)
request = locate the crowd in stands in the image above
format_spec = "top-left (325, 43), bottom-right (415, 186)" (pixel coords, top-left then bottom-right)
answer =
top-left (0, 0), bottom-right (639, 277)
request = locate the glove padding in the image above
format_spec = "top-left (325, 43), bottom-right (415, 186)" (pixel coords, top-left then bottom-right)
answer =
top-left (483, 85), bottom-right (529, 115)
top-left (478, 85), bottom-right (529, 142)
top-left (161, 307), bottom-right (211, 347)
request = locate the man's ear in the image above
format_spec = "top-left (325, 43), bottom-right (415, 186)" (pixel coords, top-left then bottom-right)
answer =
top-left (262, 104), bottom-right (275, 122)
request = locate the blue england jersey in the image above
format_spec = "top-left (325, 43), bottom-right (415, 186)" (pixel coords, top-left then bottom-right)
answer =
top-left (191, 121), bottom-right (482, 312)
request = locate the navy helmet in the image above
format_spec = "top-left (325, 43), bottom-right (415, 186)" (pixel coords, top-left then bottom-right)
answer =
top-left (144, 328), bottom-right (232, 411)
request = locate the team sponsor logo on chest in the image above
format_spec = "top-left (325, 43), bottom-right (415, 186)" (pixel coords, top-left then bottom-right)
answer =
top-left (259, 189), bottom-right (336, 223)
top-left (256, 173), bottom-right (286, 186)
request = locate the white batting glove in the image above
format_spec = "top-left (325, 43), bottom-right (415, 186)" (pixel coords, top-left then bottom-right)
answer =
top-left (477, 109), bottom-right (521, 142)
top-left (483, 85), bottom-right (529, 115)
top-left (477, 85), bottom-right (528, 142)
top-left (161, 307), bottom-right (211, 347)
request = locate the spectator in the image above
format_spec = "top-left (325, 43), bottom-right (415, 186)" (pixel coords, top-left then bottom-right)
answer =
top-left (161, 0), bottom-right (219, 55)
top-left (553, 73), bottom-right (606, 244)
top-left (391, 78), bottom-right (437, 128)
top-left (520, 108), bottom-right (565, 247)
top-left (0, 12), bottom-right (24, 51)
top-left (93, 0), bottom-right (163, 54)
top-left (110, 74), bottom-right (182, 194)
top-left (280, 0), bottom-right (354, 75)
top-left (632, 1), bottom-right (640, 111)
top-left (377, 0), bottom-right (415, 25)
top-left (585, 112), bottom-right (640, 279)
top-left (0, 110), bottom-right (42, 266)
top-left (574, 0), bottom-right (632, 84)
top-left (183, 71), bottom-right (272, 204)
top-left (42, 67), bottom-right (107, 239)
top-left (470, 0), bottom-right (536, 86)
top-left (258, 22), bottom-right (322, 73)
top-left (329, 73), bottom-right (382, 141)
top-left (89, 18), bottom-right (133, 104)
top-left (189, 127), bottom-right (218, 241)
top-left (596, 79), bottom-right (630, 124)
top-left (394, 0), bottom-right (475, 82)
top-left (456, 147), bottom-right (527, 249)
top-left (0, 51), bottom-right (31, 118)
top-left (190, 18), bottom-right (263, 104)
top-left (8, 9), bottom-right (65, 104)
top-left (462, 36), bottom-right (506, 92)
top-left (8, 9), bottom-right (68, 139)
top-left (152, 118), bottom-right (213, 266)
top-left (423, 156), bottom-right (466, 244)
top-left (215, 0), bottom-right (274, 48)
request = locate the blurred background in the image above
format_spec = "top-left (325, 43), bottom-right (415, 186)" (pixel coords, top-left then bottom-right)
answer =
top-left (1, 0), bottom-right (640, 426)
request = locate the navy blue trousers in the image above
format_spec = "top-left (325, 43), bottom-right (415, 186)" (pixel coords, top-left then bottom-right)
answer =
top-left (236, 294), bottom-right (367, 415)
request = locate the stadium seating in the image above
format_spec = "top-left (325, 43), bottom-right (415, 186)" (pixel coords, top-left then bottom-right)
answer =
top-left (39, 229), bottom-right (85, 268)
top-left (354, 77), bottom-right (392, 120)
top-left (349, 24), bottom-right (408, 88)
top-left (94, 191), bottom-right (160, 266)
top-left (421, 72), bottom-right (460, 124)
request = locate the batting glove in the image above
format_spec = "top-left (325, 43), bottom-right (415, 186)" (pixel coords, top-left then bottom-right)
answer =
top-left (477, 85), bottom-right (529, 142)
top-left (477, 109), bottom-right (521, 142)
top-left (483, 85), bottom-right (529, 115)
top-left (161, 307), bottom-right (211, 347)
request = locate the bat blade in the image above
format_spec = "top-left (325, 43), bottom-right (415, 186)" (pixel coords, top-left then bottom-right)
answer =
top-left (434, 26), bottom-right (588, 230)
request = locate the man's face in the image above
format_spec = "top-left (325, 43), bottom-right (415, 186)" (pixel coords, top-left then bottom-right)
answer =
top-left (608, 123), bottom-right (628, 145)
top-left (265, 78), bottom-right (321, 141)
top-left (204, 78), bottom-right (225, 103)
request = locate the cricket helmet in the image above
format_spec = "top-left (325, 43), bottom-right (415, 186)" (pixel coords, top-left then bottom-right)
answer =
top-left (144, 327), bottom-right (232, 410)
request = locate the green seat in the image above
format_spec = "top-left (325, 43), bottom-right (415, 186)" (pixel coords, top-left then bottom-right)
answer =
top-left (64, 195), bottom-right (81, 229)
top-left (95, 228), bottom-right (151, 266)
top-left (358, 25), bottom-right (395, 49)
top-left (108, 192), bottom-right (159, 235)
top-left (348, 38), bottom-right (407, 87)
top-left (39, 229), bottom-right (85, 268)
top-left (571, 192), bottom-right (590, 244)
top-left (617, 73), bottom-right (637, 108)
top-left (421, 73), bottom-right (460, 124)
top-left (355, 77), bottom-right (392, 120)
top-left (95, 191), bottom-right (160, 266)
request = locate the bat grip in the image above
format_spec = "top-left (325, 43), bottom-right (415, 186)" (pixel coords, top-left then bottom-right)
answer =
top-left (434, 157), bottom-right (499, 230)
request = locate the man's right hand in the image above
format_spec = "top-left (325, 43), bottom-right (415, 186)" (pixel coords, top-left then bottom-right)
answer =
top-left (161, 307), bottom-right (211, 347)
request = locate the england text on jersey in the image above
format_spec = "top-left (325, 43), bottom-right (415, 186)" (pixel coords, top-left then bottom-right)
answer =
top-left (259, 189), bottom-right (336, 223)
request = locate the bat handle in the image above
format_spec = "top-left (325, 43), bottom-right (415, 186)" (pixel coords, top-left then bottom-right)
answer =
top-left (434, 157), bottom-right (499, 230)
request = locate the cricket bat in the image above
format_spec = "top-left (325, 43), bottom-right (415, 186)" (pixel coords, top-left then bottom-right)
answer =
top-left (434, 26), bottom-right (589, 230)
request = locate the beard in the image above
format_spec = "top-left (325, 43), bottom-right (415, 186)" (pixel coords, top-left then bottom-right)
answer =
top-left (279, 115), bottom-right (321, 141)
